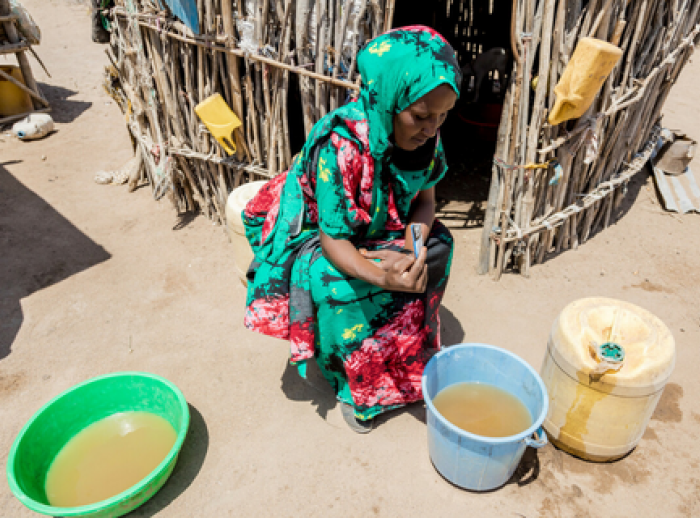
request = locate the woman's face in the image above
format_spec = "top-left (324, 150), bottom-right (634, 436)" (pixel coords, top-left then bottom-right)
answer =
top-left (393, 84), bottom-right (457, 151)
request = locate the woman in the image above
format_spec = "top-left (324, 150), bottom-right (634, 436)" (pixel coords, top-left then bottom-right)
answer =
top-left (243, 26), bottom-right (461, 432)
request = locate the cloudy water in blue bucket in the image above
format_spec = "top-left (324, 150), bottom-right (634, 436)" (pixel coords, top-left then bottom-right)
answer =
top-left (432, 382), bottom-right (532, 437)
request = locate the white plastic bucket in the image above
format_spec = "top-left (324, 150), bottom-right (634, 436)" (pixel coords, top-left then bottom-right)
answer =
top-left (225, 180), bottom-right (267, 285)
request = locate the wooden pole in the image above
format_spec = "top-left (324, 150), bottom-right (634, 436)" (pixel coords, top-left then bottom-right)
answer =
top-left (494, 0), bottom-right (526, 280)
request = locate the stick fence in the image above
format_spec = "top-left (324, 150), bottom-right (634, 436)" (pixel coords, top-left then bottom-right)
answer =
top-left (104, 0), bottom-right (700, 275)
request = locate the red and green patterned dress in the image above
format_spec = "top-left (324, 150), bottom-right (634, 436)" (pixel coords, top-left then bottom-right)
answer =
top-left (243, 26), bottom-right (462, 421)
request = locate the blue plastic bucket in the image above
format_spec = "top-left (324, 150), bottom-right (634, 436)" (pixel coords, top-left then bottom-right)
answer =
top-left (422, 343), bottom-right (549, 491)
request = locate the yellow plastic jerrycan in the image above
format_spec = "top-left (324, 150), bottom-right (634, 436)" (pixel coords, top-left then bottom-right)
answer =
top-left (195, 93), bottom-right (242, 155)
top-left (541, 297), bottom-right (675, 462)
top-left (0, 65), bottom-right (33, 117)
top-left (548, 37), bottom-right (622, 126)
top-left (225, 180), bottom-right (268, 285)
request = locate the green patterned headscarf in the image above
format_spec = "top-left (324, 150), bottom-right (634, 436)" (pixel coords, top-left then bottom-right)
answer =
top-left (357, 26), bottom-right (462, 160)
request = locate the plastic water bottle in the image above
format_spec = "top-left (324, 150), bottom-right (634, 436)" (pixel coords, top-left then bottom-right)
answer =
top-left (12, 113), bottom-right (54, 140)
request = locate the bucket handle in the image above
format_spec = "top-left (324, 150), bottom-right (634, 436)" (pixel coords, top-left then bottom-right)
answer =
top-left (524, 427), bottom-right (548, 449)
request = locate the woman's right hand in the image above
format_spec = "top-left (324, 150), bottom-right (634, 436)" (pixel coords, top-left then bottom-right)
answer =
top-left (361, 248), bottom-right (428, 293)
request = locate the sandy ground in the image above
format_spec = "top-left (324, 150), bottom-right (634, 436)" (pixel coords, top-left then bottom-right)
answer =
top-left (1, 1), bottom-right (700, 517)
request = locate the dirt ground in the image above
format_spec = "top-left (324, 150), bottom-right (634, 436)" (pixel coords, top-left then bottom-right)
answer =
top-left (2, 1), bottom-right (700, 517)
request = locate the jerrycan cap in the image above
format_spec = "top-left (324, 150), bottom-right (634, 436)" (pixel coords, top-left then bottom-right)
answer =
top-left (585, 341), bottom-right (626, 380)
top-left (597, 342), bottom-right (625, 363)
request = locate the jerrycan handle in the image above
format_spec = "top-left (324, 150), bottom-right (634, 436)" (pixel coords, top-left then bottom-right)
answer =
top-left (524, 427), bottom-right (548, 449)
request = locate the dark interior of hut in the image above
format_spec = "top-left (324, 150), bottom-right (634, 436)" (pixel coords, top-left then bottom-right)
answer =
top-left (391, 0), bottom-right (514, 229)
top-left (285, 0), bottom-right (515, 230)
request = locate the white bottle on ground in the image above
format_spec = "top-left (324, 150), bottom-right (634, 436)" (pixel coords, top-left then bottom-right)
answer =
top-left (12, 113), bottom-right (54, 140)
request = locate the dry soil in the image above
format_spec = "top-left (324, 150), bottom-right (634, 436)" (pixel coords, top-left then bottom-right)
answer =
top-left (1, 2), bottom-right (700, 517)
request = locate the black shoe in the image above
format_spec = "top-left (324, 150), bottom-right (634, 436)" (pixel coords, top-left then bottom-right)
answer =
top-left (341, 403), bottom-right (374, 434)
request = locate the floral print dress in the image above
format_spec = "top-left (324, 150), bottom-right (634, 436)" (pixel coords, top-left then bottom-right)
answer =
top-left (243, 26), bottom-right (462, 421)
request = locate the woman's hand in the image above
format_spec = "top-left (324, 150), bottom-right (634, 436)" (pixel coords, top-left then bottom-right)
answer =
top-left (319, 230), bottom-right (427, 293)
top-left (361, 248), bottom-right (428, 293)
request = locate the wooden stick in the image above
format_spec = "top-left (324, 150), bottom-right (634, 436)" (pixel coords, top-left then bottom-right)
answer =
top-left (113, 9), bottom-right (360, 91)
top-left (0, 66), bottom-right (49, 106)
top-left (519, 0), bottom-right (555, 275)
top-left (0, 106), bottom-right (50, 126)
top-left (254, 63), bottom-right (268, 164)
top-left (330, 0), bottom-right (351, 111)
top-left (279, 0), bottom-right (294, 167)
top-left (220, 2), bottom-right (248, 160)
top-left (295, 0), bottom-right (315, 134)
top-left (244, 59), bottom-right (262, 162)
top-left (384, 0), bottom-right (396, 30)
top-left (588, 0), bottom-right (616, 37)
top-left (316, 0), bottom-right (329, 120)
top-left (478, 85), bottom-right (513, 275)
top-left (147, 30), bottom-right (186, 141)
top-left (346, 0), bottom-right (368, 83)
top-left (494, 0), bottom-right (526, 280)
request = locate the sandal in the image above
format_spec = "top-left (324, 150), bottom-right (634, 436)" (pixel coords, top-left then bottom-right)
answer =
top-left (341, 403), bottom-right (374, 434)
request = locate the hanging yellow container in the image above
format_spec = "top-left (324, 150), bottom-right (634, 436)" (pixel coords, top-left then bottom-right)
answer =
top-left (541, 297), bottom-right (675, 462)
top-left (195, 93), bottom-right (242, 155)
top-left (548, 37), bottom-right (622, 126)
top-left (0, 65), bottom-right (33, 117)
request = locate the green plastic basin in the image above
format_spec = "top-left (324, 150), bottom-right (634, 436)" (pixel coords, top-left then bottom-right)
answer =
top-left (6, 371), bottom-right (190, 518)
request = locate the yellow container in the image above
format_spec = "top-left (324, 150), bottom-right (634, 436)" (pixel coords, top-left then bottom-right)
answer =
top-left (548, 38), bottom-right (622, 126)
top-left (0, 65), bottom-right (33, 117)
top-left (225, 180), bottom-right (268, 285)
top-left (194, 93), bottom-right (242, 155)
top-left (541, 297), bottom-right (675, 461)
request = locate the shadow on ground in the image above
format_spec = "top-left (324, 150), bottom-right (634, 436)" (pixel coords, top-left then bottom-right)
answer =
top-left (440, 305), bottom-right (465, 346)
top-left (39, 83), bottom-right (92, 124)
top-left (509, 446), bottom-right (541, 487)
top-left (533, 168), bottom-right (648, 268)
top-left (277, 301), bottom-right (469, 428)
top-left (278, 304), bottom-right (467, 425)
top-left (126, 404), bottom-right (209, 517)
top-left (280, 360), bottom-right (338, 421)
top-left (0, 164), bottom-right (110, 360)
top-left (172, 211), bottom-right (199, 231)
top-left (426, 441), bottom-right (542, 493)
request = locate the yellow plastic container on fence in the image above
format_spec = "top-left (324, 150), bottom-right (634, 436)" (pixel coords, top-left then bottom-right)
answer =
top-left (195, 93), bottom-right (242, 155)
top-left (548, 37), bottom-right (622, 126)
top-left (225, 180), bottom-right (268, 285)
top-left (541, 297), bottom-right (675, 462)
top-left (0, 65), bottom-right (33, 117)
